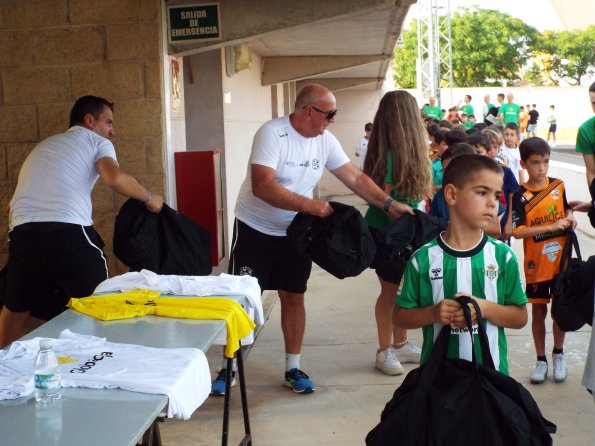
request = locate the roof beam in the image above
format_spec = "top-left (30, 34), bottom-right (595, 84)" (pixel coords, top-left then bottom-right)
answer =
top-left (296, 77), bottom-right (382, 92)
top-left (261, 55), bottom-right (385, 86)
top-left (166, 0), bottom-right (399, 56)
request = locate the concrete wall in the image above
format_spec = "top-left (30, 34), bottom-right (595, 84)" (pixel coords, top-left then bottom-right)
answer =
top-left (184, 50), bottom-right (225, 151)
top-left (0, 0), bottom-right (166, 273)
top-left (221, 51), bottom-right (274, 254)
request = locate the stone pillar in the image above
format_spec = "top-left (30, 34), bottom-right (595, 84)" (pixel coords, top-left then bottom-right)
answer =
top-left (0, 0), bottom-right (166, 276)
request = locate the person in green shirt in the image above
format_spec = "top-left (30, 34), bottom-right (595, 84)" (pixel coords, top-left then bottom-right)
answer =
top-left (460, 94), bottom-right (474, 118)
top-left (574, 81), bottom-right (595, 187)
top-left (422, 96), bottom-right (442, 120)
top-left (499, 93), bottom-right (520, 125)
top-left (363, 90), bottom-right (433, 376)
top-left (393, 154), bottom-right (528, 375)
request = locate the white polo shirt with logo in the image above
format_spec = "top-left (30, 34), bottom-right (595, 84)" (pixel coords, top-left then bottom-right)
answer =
top-left (235, 115), bottom-right (350, 236)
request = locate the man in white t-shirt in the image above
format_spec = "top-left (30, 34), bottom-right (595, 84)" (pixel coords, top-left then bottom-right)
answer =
top-left (212, 85), bottom-right (413, 396)
top-left (355, 122), bottom-right (372, 170)
top-left (0, 96), bottom-right (164, 348)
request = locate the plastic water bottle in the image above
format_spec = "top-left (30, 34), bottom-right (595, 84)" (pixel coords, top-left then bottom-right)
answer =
top-left (34, 339), bottom-right (62, 403)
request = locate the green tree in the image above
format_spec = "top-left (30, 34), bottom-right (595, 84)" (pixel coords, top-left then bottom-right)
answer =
top-left (393, 7), bottom-right (538, 88)
top-left (450, 7), bottom-right (538, 87)
top-left (393, 21), bottom-right (418, 89)
top-left (523, 62), bottom-right (546, 86)
top-left (536, 26), bottom-right (595, 86)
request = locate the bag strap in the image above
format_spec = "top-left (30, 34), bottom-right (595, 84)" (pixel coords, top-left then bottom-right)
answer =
top-left (559, 230), bottom-right (581, 273)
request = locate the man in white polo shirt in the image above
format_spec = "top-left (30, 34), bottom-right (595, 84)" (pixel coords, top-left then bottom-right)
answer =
top-left (211, 85), bottom-right (414, 396)
top-left (0, 96), bottom-right (164, 348)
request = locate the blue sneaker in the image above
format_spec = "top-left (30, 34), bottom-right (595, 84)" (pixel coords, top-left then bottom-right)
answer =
top-left (211, 369), bottom-right (236, 396)
top-left (284, 368), bottom-right (315, 394)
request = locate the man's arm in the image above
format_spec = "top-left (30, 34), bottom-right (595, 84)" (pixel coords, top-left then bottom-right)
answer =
top-left (331, 162), bottom-right (414, 219)
top-left (583, 154), bottom-right (595, 187)
top-left (251, 164), bottom-right (333, 217)
top-left (96, 157), bottom-right (163, 213)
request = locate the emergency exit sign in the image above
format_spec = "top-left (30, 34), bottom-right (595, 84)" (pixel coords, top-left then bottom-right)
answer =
top-left (167, 3), bottom-right (221, 43)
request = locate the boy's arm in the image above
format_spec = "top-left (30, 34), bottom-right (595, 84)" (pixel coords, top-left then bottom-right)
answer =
top-left (501, 192), bottom-right (514, 241)
top-left (393, 300), bottom-right (463, 329)
top-left (512, 218), bottom-right (572, 239)
top-left (456, 295), bottom-right (527, 329)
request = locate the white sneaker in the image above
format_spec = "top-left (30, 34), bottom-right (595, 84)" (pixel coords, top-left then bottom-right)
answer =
top-left (553, 353), bottom-right (568, 383)
top-left (530, 360), bottom-right (548, 384)
top-left (375, 347), bottom-right (404, 375)
top-left (551, 142), bottom-right (556, 148)
top-left (394, 340), bottom-right (422, 363)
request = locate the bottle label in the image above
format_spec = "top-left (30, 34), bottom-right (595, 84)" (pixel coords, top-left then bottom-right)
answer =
top-left (34, 373), bottom-right (61, 391)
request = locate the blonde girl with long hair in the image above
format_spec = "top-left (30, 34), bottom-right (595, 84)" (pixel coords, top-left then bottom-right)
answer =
top-left (363, 90), bottom-right (433, 375)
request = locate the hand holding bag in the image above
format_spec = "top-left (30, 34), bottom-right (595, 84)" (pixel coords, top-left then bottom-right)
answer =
top-left (366, 296), bottom-right (556, 446)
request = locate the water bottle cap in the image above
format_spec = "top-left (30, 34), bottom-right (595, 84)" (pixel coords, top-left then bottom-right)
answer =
top-left (39, 339), bottom-right (53, 349)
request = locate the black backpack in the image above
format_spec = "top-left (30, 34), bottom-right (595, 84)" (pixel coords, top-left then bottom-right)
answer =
top-left (366, 296), bottom-right (556, 446)
top-left (552, 231), bottom-right (595, 331)
top-left (113, 199), bottom-right (212, 276)
top-left (373, 210), bottom-right (447, 283)
top-left (286, 201), bottom-right (376, 279)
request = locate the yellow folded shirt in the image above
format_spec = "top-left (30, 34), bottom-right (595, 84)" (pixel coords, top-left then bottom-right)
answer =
top-left (68, 290), bottom-right (255, 358)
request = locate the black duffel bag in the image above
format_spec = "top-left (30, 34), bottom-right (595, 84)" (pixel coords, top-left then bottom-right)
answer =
top-left (287, 201), bottom-right (376, 279)
top-left (366, 296), bottom-right (556, 446)
top-left (552, 231), bottom-right (595, 331)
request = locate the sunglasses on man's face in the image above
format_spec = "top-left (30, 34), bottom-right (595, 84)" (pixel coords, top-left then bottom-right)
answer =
top-left (308, 105), bottom-right (337, 120)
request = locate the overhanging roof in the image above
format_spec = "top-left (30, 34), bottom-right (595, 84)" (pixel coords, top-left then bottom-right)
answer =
top-left (166, 0), bottom-right (416, 91)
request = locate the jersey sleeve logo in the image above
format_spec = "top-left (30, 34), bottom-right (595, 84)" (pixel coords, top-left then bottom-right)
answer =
top-left (522, 190), bottom-right (534, 202)
top-left (482, 263), bottom-right (500, 280)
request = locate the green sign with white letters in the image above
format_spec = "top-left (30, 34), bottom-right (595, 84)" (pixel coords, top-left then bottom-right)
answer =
top-left (167, 3), bottom-right (221, 43)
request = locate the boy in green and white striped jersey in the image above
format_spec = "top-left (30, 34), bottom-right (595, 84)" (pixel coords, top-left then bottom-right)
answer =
top-left (394, 154), bottom-right (528, 375)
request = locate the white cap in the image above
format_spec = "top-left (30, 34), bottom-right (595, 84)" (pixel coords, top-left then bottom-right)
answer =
top-left (39, 339), bottom-right (53, 349)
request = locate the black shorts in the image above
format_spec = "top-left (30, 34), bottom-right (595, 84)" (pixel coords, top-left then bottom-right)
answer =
top-left (228, 219), bottom-right (312, 294)
top-left (4, 222), bottom-right (108, 317)
top-left (526, 280), bottom-right (555, 304)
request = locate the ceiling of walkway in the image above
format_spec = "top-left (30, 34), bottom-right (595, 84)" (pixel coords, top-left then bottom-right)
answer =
top-left (166, 0), bottom-right (416, 90)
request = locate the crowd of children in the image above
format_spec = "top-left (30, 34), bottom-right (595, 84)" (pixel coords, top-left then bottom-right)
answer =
top-left (382, 97), bottom-right (577, 386)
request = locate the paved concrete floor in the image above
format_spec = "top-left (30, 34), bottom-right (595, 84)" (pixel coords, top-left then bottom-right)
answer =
top-left (160, 194), bottom-right (595, 446)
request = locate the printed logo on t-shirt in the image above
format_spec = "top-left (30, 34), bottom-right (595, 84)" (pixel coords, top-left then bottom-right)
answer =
top-left (482, 264), bottom-right (500, 280)
top-left (69, 352), bottom-right (114, 374)
top-left (549, 189), bottom-right (561, 200)
top-left (451, 324), bottom-right (478, 334)
top-left (542, 241), bottom-right (561, 262)
top-left (430, 267), bottom-right (442, 281)
top-left (312, 159), bottom-right (320, 170)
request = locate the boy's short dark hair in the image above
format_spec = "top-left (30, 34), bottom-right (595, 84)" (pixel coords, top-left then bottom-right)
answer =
top-left (426, 123), bottom-right (441, 137)
top-left (364, 122), bottom-right (372, 131)
top-left (439, 120), bottom-right (453, 129)
top-left (589, 81), bottom-right (595, 93)
top-left (504, 122), bottom-right (520, 134)
top-left (442, 143), bottom-right (475, 162)
top-left (443, 154), bottom-right (502, 189)
top-left (69, 95), bottom-right (113, 128)
top-left (450, 118), bottom-right (460, 125)
top-left (471, 122), bottom-right (487, 132)
top-left (434, 129), bottom-right (447, 145)
top-left (467, 132), bottom-right (489, 149)
top-left (519, 137), bottom-right (551, 162)
top-left (444, 129), bottom-right (468, 146)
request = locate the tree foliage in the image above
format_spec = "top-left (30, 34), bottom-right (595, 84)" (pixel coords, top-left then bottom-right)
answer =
top-left (450, 7), bottom-right (538, 87)
top-left (393, 21), bottom-right (418, 89)
top-left (535, 26), bottom-right (595, 86)
top-left (393, 7), bottom-right (540, 88)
